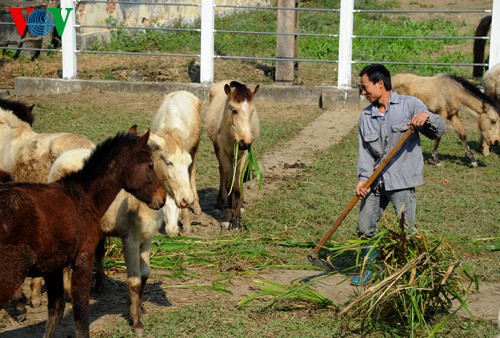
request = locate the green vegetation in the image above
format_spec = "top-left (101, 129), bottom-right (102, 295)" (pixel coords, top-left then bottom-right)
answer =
top-left (91, 0), bottom-right (480, 83)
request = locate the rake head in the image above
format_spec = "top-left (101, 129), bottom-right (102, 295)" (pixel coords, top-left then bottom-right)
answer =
top-left (307, 254), bottom-right (336, 271)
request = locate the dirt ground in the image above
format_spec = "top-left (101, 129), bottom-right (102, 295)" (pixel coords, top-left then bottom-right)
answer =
top-left (0, 100), bottom-right (499, 337)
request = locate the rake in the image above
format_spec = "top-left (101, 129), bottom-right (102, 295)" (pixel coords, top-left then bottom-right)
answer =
top-left (307, 128), bottom-right (415, 270)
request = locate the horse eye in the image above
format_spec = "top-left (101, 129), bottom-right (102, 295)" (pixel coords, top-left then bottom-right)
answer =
top-left (147, 161), bottom-right (154, 169)
top-left (232, 109), bottom-right (238, 115)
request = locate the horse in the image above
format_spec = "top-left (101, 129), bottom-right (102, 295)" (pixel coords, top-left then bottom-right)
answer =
top-left (150, 90), bottom-right (202, 236)
top-left (0, 105), bottom-right (95, 183)
top-left (0, 128), bottom-right (166, 338)
top-left (0, 97), bottom-right (35, 126)
top-left (473, 15), bottom-right (492, 78)
top-left (483, 63), bottom-right (500, 103)
top-left (392, 73), bottom-right (500, 166)
top-left (205, 80), bottom-right (260, 229)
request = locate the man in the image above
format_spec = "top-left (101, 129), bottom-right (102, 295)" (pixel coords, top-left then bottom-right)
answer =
top-left (353, 64), bottom-right (446, 285)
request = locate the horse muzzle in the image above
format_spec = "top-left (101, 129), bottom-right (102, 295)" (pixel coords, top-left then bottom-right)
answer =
top-left (238, 140), bottom-right (252, 151)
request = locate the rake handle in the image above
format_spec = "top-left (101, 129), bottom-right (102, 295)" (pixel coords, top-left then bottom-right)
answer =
top-left (310, 128), bottom-right (415, 258)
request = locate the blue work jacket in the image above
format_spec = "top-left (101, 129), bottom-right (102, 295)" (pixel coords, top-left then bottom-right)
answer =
top-left (357, 91), bottom-right (446, 191)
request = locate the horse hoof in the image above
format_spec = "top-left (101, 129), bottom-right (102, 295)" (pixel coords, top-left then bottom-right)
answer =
top-left (470, 162), bottom-right (478, 168)
top-left (192, 204), bottom-right (202, 215)
top-left (134, 327), bottom-right (145, 337)
top-left (14, 308), bottom-right (27, 322)
top-left (30, 299), bottom-right (41, 308)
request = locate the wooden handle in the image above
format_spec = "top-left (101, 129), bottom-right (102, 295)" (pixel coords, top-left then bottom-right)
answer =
top-left (310, 128), bottom-right (414, 257)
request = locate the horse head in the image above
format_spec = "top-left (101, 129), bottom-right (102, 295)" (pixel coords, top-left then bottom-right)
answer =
top-left (224, 81), bottom-right (260, 150)
top-left (478, 102), bottom-right (500, 156)
top-left (122, 129), bottom-right (166, 210)
top-left (148, 131), bottom-right (193, 209)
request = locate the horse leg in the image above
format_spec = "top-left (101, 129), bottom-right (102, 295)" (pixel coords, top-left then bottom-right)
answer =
top-left (428, 137), bottom-right (442, 166)
top-left (180, 207), bottom-right (192, 234)
top-left (70, 258), bottom-right (94, 338)
top-left (449, 114), bottom-right (478, 167)
top-left (189, 159), bottom-right (202, 215)
top-left (94, 237), bottom-right (106, 293)
top-left (123, 236), bottom-right (146, 336)
top-left (63, 267), bottom-right (72, 302)
top-left (10, 286), bottom-right (27, 322)
top-left (163, 195), bottom-right (181, 236)
top-left (43, 270), bottom-right (65, 338)
top-left (214, 144), bottom-right (229, 210)
top-left (30, 277), bottom-right (43, 308)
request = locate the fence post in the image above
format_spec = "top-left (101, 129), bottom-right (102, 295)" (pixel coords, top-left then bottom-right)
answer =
top-left (489, 0), bottom-right (500, 68)
top-left (200, 0), bottom-right (214, 84)
top-left (337, 0), bottom-right (354, 88)
top-left (61, 0), bottom-right (77, 79)
top-left (275, 0), bottom-right (298, 85)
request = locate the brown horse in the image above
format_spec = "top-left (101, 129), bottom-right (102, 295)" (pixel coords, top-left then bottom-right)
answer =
top-left (0, 128), bottom-right (166, 338)
top-left (473, 15), bottom-right (492, 78)
top-left (205, 80), bottom-right (260, 229)
top-left (392, 73), bottom-right (500, 166)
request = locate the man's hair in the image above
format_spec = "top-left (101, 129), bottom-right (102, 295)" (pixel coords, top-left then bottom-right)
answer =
top-left (359, 64), bottom-right (392, 90)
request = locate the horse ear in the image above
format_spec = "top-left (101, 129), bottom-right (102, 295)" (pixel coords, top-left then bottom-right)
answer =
top-left (253, 84), bottom-right (260, 95)
top-left (138, 129), bottom-right (151, 146)
top-left (28, 104), bottom-right (35, 111)
top-left (224, 84), bottom-right (231, 96)
top-left (128, 125), bottom-right (138, 135)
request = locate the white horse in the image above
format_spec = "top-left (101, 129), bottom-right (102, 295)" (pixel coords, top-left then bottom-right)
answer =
top-left (150, 90), bottom-right (202, 235)
top-left (205, 80), bottom-right (260, 229)
top-left (41, 90), bottom-right (202, 336)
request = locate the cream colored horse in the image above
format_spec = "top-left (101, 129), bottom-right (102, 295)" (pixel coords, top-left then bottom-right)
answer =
top-left (205, 80), bottom-right (260, 229)
top-left (484, 63), bottom-right (500, 103)
top-left (38, 90), bottom-right (201, 336)
top-left (0, 107), bottom-right (95, 183)
top-left (392, 73), bottom-right (500, 166)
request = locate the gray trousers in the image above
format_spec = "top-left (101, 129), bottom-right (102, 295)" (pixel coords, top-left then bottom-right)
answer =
top-left (357, 183), bottom-right (417, 238)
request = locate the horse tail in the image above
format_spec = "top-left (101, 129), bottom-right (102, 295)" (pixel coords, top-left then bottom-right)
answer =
top-left (473, 15), bottom-right (492, 78)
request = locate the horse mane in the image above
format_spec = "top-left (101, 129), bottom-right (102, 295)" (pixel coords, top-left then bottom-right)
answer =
top-left (445, 74), bottom-right (500, 113)
top-left (0, 97), bottom-right (35, 126)
top-left (62, 132), bottom-right (141, 189)
top-left (473, 15), bottom-right (492, 78)
top-left (162, 129), bottom-right (186, 154)
top-left (228, 81), bottom-right (254, 103)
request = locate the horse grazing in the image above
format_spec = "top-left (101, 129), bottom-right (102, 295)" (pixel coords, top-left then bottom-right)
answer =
top-left (0, 105), bottom-right (95, 183)
top-left (0, 128), bottom-right (166, 338)
top-left (0, 97), bottom-right (35, 126)
top-left (150, 90), bottom-right (202, 236)
top-left (205, 80), bottom-right (260, 228)
top-left (392, 73), bottom-right (500, 166)
top-left (473, 15), bottom-right (492, 78)
top-left (483, 63), bottom-right (500, 103)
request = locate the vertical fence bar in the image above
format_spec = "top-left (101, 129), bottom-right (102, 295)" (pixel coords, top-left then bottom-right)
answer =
top-left (61, 0), bottom-right (77, 79)
top-left (337, 0), bottom-right (354, 88)
top-left (489, 0), bottom-right (500, 68)
top-left (200, 0), bottom-right (214, 84)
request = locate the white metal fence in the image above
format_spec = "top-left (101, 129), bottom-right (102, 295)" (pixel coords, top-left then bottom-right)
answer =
top-left (2, 0), bottom-right (499, 88)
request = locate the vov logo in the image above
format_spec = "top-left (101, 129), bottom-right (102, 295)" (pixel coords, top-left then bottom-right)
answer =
top-left (8, 8), bottom-right (73, 37)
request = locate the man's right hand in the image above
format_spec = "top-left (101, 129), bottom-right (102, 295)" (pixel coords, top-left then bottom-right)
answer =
top-left (356, 181), bottom-right (371, 199)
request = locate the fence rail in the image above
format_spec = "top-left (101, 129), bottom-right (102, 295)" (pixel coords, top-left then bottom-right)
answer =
top-left (0, 0), bottom-right (498, 88)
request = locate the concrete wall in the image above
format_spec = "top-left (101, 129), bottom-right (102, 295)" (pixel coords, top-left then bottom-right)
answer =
top-left (15, 77), bottom-right (360, 109)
